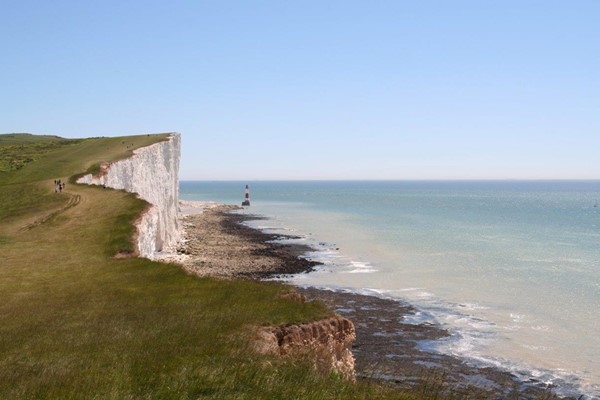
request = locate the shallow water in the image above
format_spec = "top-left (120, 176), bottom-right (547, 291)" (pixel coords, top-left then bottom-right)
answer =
top-left (180, 180), bottom-right (600, 398)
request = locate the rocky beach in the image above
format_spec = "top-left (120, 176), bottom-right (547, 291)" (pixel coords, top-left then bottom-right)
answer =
top-left (179, 203), bottom-right (319, 279)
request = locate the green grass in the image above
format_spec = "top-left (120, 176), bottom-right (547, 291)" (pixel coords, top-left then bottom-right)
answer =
top-left (0, 133), bottom-right (66, 144)
top-left (0, 133), bottom-right (88, 173)
top-left (0, 133), bottom-right (425, 399)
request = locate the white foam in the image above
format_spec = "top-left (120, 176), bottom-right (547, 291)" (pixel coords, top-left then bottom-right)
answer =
top-left (345, 261), bottom-right (378, 274)
top-left (530, 325), bottom-right (552, 332)
top-left (458, 302), bottom-right (490, 311)
top-left (403, 311), bottom-right (437, 325)
top-left (522, 344), bottom-right (552, 351)
top-left (510, 313), bottom-right (526, 323)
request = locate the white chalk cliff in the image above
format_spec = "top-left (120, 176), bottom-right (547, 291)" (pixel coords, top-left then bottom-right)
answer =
top-left (77, 133), bottom-right (181, 259)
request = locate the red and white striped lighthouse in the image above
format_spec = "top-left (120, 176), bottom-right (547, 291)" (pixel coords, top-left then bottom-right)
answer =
top-left (242, 184), bottom-right (250, 206)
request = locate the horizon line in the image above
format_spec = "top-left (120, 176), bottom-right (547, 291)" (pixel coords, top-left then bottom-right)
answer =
top-left (179, 178), bottom-right (600, 182)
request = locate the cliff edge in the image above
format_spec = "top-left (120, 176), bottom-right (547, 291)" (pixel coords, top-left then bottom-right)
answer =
top-left (77, 133), bottom-right (181, 259)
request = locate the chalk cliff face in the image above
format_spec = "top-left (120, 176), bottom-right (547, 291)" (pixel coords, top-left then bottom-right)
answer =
top-left (77, 133), bottom-right (181, 259)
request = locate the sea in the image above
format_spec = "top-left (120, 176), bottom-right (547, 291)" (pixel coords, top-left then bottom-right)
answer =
top-left (180, 180), bottom-right (600, 399)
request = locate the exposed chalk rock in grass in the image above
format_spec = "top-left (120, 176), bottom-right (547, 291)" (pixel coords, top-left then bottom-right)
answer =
top-left (254, 316), bottom-right (356, 381)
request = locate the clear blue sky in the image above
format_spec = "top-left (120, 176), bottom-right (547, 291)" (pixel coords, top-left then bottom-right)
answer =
top-left (2, 1), bottom-right (599, 180)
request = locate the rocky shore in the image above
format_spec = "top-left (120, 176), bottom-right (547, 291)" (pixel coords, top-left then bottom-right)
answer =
top-left (180, 204), bottom-right (318, 279)
top-left (177, 203), bottom-right (574, 400)
top-left (296, 287), bottom-right (573, 400)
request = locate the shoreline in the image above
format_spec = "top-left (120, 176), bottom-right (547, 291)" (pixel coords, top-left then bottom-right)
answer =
top-left (175, 201), bottom-right (577, 399)
top-left (178, 203), bottom-right (319, 279)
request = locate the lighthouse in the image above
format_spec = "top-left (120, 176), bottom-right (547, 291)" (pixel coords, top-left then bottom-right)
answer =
top-left (242, 184), bottom-right (250, 206)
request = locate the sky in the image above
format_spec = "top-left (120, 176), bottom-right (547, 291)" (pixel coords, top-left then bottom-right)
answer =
top-left (1, 1), bottom-right (599, 180)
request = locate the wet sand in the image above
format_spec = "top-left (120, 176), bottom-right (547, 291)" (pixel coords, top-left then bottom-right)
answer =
top-left (178, 205), bottom-right (573, 399)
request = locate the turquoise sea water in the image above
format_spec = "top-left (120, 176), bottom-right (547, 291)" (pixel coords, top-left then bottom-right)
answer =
top-left (180, 180), bottom-right (600, 398)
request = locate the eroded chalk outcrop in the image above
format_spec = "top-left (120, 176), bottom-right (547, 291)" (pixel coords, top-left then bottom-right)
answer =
top-left (77, 133), bottom-right (181, 259)
top-left (254, 316), bottom-right (356, 381)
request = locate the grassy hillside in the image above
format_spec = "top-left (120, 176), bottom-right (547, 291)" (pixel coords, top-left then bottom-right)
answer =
top-left (0, 134), bottom-right (81, 173)
top-left (0, 133), bottom-right (66, 143)
top-left (0, 133), bottom-right (417, 399)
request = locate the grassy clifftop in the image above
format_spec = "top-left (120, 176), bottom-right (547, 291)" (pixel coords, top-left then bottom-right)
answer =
top-left (0, 133), bottom-right (416, 399)
top-left (0, 133), bottom-right (171, 185)
top-left (0, 134), bottom-right (80, 174)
